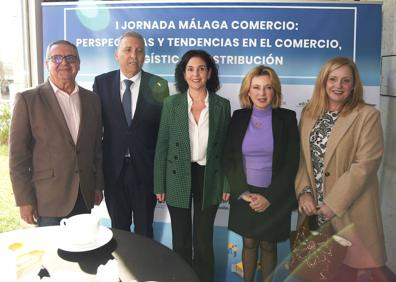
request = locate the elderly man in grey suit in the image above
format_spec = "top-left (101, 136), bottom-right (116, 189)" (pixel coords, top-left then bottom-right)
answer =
top-left (9, 40), bottom-right (104, 226)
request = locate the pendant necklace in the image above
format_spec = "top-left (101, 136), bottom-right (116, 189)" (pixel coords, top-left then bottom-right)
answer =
top-left (252, 118), bottom-right (263, 128)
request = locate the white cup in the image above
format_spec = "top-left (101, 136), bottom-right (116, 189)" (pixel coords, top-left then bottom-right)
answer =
top-left (60, 214), bottom-right (100, 245)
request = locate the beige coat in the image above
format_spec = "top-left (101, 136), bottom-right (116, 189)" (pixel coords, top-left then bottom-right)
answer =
top-left (9, 81), bottom-right (104, 217)
top-left (295, 104), bottom-right (386, 268)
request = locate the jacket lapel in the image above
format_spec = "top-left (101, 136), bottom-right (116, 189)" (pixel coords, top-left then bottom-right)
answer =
top-left (132, 71), bottom-right (148, 127)
top-left (207, 93), bottom-right (220, 157)
top-left (235, 109), bottom-right (251, 151)
top-left (40, 81), bottom-right (74, 145)
top-left (324, 109), bottom-right (359, 168)
top-left (175, 93), bottom-right (191, 156)
top-left (271, 109), bottom-right (282, 173)
top-left (110, 70), bottom-right (127, 127)
top-left (76, 88), bottom-right (88, 146)
top-left (300, 113), bottom-right (316, 183)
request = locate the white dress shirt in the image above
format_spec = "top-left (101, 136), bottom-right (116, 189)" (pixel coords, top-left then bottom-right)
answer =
top-left (50, 80), bottom-right (81, 144)
top-left (120, 71), bottom-right (141, 118)
top-left (188, 91), bottom-right (209, 165)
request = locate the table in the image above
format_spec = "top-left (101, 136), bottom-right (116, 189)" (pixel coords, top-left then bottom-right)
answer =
top-left (0, 226), bottom-right (199, 282)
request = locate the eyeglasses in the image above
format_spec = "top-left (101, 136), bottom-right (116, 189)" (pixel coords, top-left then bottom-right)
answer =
top-left (48, 55), bottom-right (79, 65)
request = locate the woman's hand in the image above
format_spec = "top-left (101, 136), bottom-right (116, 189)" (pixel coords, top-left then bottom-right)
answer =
top-left (317, 204), bottom-right (335, 221)
top-left (249, 194), bottom-right (270, 213)
top-left (240, 192), bottom-right (253, 202)
top-left (298, 193), bottom-right (316, 216)
top-left (156, 193), bottom-right (166, 203)
top-left (222, 193), bottom-right (230, 202)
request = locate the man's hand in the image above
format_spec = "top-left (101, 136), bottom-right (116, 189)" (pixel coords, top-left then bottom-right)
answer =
top-left (20, 205), bottom-right (38, 225)
top-left (94, 190), bottom-right (103, 205)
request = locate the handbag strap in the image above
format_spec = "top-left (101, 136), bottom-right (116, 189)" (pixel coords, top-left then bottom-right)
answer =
top-left (292, 216), bottom-right (335, 250)
top-left (307, 215), bottom-right (335, 235)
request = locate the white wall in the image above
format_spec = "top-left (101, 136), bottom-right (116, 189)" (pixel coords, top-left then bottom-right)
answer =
top-left (380, 0), bottom-right (396, 272)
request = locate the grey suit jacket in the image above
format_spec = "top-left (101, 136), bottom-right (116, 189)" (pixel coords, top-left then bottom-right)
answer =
top-left (9, 81), bottom-right (104, 217)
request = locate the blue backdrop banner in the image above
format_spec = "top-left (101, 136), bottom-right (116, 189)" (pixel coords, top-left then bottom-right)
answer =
top-left (43, 1), bottom-right (381, 87)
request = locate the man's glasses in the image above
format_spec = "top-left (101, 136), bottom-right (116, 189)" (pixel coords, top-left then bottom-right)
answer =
top-left (48, 55), bottom-right (79, 65)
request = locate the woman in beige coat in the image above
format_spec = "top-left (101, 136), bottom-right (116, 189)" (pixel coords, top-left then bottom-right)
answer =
top-left (295, 57), bottom-right (389, 281)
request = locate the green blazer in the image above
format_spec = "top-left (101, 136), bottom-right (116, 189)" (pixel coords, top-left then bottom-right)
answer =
top-left (154, 92), bottom-right (231, 209)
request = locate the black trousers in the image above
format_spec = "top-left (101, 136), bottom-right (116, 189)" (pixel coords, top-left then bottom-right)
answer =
top-left (105, 157), bottom-right (156, 238)
top-left (167, 162), bottom-right (218, 282)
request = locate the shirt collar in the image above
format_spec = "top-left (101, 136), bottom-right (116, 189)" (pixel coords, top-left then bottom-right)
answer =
top-left (187, 90), bottom-right (209, 106)
top-left (120, 71), bottom-right (142, 84)
top-left (49, 79), bottom-right (79, 96)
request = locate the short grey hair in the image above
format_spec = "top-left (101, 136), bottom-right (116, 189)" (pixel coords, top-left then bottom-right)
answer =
top-left (117, 31), bottom-right (145, 51)
top-left (45, 40), bottom-right (80, 60)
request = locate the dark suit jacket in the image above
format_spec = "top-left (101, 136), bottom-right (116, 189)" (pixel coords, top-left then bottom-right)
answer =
top-left (93, 70), bottom-right (169, 195)
top-left (154, 92), bottom-right (231, 209)
top-left (9, 81), bottom-right (104, 217)
top-left (223, 108), bottom-right (299, 240)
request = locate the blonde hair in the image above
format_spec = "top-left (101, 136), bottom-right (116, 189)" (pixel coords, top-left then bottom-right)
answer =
top-left (239, 65), bottom-right (282, 109)
top-left (304, 57), bottom-right (365, 118)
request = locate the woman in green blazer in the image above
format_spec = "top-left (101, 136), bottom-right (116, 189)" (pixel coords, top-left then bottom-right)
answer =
top-left (154, 50), bottom-right (230, 282)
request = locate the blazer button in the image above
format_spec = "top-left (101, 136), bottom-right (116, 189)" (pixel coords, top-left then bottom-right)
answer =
top-left (172, 170), bottom-right (176, 174)
top-left (174, 156), bottom-right (178, 160)
top-left (175, 142), bottom-right (179, 147)
top-left (325, 172), bottom-right (330, 177)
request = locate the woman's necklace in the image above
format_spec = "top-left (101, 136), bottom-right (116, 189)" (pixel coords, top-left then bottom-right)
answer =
top-left (252, 118), bottom-right (263, 128)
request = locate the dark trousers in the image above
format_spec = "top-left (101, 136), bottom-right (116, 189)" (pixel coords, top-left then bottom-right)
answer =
top-left (38, 189), bottom-right (89, 226)
top-left (105, 157), bottom-right (156, 238)
top-left (167, 162), bottom-right (218, 282)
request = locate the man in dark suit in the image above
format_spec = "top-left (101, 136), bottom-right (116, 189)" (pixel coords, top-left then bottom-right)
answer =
top-left (9, 40), bottom-right (104, 226)
top-left (93, 31), bottom-right (169, 237)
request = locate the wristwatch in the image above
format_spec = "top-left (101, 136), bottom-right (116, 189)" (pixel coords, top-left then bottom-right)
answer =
top-left (298, 186), bottom-right (314, 200)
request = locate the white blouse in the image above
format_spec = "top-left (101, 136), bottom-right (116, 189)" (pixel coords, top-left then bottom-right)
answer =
top-left (187, 91), bottom-right (209, 165)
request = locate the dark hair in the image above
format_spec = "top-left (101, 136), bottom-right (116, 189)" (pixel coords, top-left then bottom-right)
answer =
top-left (45, 40), bottom-right (80, 60)
top-left (174, 50), bottom-right (220, 93)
